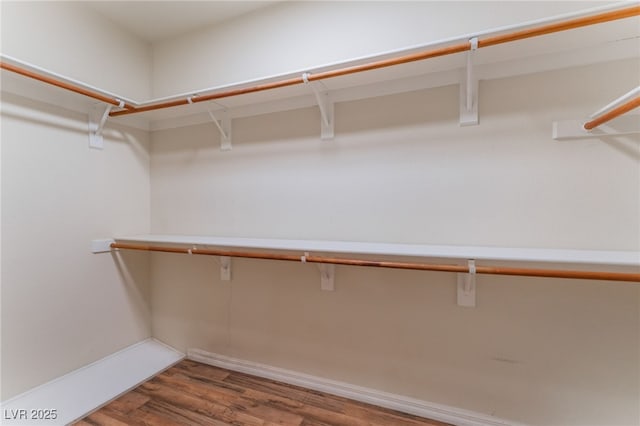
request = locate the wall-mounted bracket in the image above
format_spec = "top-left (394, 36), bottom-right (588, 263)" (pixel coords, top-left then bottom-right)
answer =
top-left (301, 251), bottom-right (335, 291)
top-left (203, 102), bottom-right (232, 150)
top-left (553, 115), bottom-right (640, 140)
top-left (302, 73), bottom-right (334, 140)
top-left (219, 256), bottom-right (231, 281)
top-left (459, 38), bottom-right (479, 126)
top-left (91, 238), bottom-right (115, 253)
top-left (457, 259), bottom-right (476, 307)
top-left (317, 263), bottom-right (335, 291)
top-left (88, 102), bottom-right (119, 149)
top-left (209, 253), bottom-right (232, 280)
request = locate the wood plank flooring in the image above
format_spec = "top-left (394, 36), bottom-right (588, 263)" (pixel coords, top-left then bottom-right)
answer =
top-left (74, 359), bottom-right (451, 426)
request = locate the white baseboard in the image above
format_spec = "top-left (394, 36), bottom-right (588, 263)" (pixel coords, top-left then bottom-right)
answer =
top-left (188, 348), bottom-right (524, 426)
top-left (1, 339), bottom-right (184, 425)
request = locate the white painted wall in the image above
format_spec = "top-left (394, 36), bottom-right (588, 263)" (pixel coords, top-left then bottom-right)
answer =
top-left (0, 1), bottom-right (152, 100)
top-left (151, 0), bottom-right (610, 97)
top-left (150, 59), bottom-right (640, 426)
top-left (1, 94), bottom-right (152, 400)
top-left (1, 2), bottom-right (152, 400)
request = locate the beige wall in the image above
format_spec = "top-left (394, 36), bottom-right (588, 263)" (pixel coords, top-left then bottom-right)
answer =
top-left (1, 94), bottom-right (152, 400)
top-left (151, 0), bottom-right (608, 97)
top-left (1, 2), bottom-right (152, 400)
top-left (0, 1), bottom-right (152, 99)
top-left (151, 60), bottom-right (639, 250)
top-left (150, 60), bottom-right (640, 425)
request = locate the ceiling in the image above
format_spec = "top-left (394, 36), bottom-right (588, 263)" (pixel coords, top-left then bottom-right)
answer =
top-left (85, 1), bottom-right (281, 43)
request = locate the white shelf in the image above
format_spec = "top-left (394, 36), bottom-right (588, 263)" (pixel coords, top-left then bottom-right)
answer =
top-left (2, 4), bottom-right (638, 133)
top-left (114, 234), bottom-right (640, 267)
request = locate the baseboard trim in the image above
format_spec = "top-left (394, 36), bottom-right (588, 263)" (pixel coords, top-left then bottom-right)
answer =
top-left (187, 348), bottom-right (523, 426)
top-left (1, 338), bottom-right (184, 425)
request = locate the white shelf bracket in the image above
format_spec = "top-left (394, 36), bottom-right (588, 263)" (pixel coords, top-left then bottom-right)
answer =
top-left (88, 102), bottom-right (120, 149)
top-left (90, 238), bottom-right (115, 253)
top-left (302, 73), bottom-right (334, 140)
top-left (459, 38), bottom-right (479, 126)
top-left (457, 259), bottom-right (476, 307)
top-left (317, 263), bottom-right (335, 291)
top-left (191, 247), bottom-right (232, 281)
top-left (202, 101), bottom-right (232, 151)
top-left (219, 256), bottom-right (231, 281)
top-left (301, 252), bottom-right (335, 291)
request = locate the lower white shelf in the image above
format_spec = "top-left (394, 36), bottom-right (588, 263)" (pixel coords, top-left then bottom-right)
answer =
top-left (112, 234), bottom-right (639, 266)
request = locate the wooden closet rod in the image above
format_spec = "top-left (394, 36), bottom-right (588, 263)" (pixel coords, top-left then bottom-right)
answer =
top-left (583, 96), bottom-right (640, 130)
top-left (105, 5), bottom-right (639, 118)
top-left (110, 242), bottom-right (640, 283)
top-left (0, 62), bottom-right (136, 110)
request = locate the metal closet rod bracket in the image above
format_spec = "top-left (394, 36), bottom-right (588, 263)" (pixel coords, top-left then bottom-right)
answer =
top-left (301, 251), bottom-right (335, 291)
top-left (193, 246), bottom-right (232, 281)
top-left (457, 259), bottom-right (477, 307)
top-left (302, 72), bottom-right (334, 140)
top-left (88, 100), bottom-right (124, 149)
top-left (194, 96), bottom-right (232, 151)
top-left (459, 37), bottom-right (479, 127)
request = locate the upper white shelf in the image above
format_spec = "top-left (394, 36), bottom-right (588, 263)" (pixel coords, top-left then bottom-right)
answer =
top-left (121, 13), bottom-right (640, 131)
top-left (2, 4), bottom-right (638, 132)
top-left (114, 234), bottom-right (640, 267)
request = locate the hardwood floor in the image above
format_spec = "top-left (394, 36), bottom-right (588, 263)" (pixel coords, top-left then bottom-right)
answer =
top-left (74, 359), bottom-right (451, 426)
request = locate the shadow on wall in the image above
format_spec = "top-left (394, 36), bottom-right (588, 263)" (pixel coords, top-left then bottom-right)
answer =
top-left (0, 91), bottom-right (149, 166)
top-left (151, 84), bottom-right (462, 165)
top-left (111, 250), bottom-right (151, 325)
top-left (600, 135), bottom-right (640, 162)
top-left (231, 84), bottom-right (460, 145)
